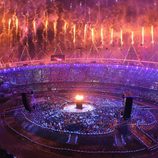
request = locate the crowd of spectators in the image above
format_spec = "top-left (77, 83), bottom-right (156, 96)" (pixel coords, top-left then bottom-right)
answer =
top-left (23, 93), bottom-right (156, 135)
top-left (1, 64), bottom-right (158, 90)
top-left (24, 98), bottom-right (120, 134)
top-left (1, 63), bottom-right (158, 106)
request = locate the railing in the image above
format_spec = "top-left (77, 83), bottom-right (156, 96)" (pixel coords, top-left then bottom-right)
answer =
top-left (1, 58), bottom-right (158, 69)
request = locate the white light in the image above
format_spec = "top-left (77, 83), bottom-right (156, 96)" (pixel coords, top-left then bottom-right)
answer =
top-left (75, 95), bottom-right (84, 101)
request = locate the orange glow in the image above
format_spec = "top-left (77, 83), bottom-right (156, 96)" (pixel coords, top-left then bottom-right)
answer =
top-left (101, 26), bottom-right (104, 46)
top-left (33, 19), bottom-right (36, 35)
top-left (120, 29), bottom-right (123, 46)
top-left (15, 17), bottom-right (19, 35)
top-left (2, 16), bottom-right (6, 31)
top-left (91, 27), bottom-right (95, 44)
top-left (2, 0), bottom-right (158, 63)
top-left (151, 25), bottom-right (154, 44)
top-left (131, 31), bottom-right (134, 45)
top-left (84, 24), bottom-right (87, 45)
top-left (75, 95), bottom-right (84, 101)
top-left (45, 18), bottom-right (48, 34)
top-left (53, 21), bottom-right (57, 38)
top-left (8, 19), bottom-right (11, 33)
top-left (64, 22), bottom-right (67, 34)
top-left (73, 24), bottom-right (76, 45)
top-left (1, 9), bottom-right (158, 52)
top-left (110, 28), bottom-right (114, 44)
top-left (141, 27), bottom-right (145, 45)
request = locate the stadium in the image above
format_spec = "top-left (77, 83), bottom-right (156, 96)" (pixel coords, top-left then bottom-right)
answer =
top-left (0, 0), bottom-right (158, 158)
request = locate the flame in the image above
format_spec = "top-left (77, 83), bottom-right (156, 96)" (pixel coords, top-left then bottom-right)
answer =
top-left (75, 95), bottom-right (84, 101)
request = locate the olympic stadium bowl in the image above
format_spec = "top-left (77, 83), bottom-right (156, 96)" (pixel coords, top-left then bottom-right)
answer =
top-left (1, 60), bottom-right (158, 158)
